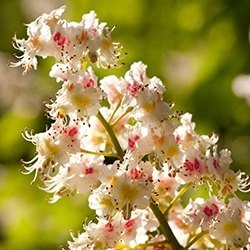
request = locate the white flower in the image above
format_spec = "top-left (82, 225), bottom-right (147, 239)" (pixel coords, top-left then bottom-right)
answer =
top-left (206, 146), bottom-right (232, 180)
top-left (47, 67), bottom-right (103, 119)
top-left (236, 171), bottom-right (250, 193)
top-left (11, 6), bottom-right (123, 76)
top-left (10, 6), bottom-right (66, 75)
top-left (43, 153), bottom-right (103, 202)
top-left (109, 161), bottom-right (153, 216)
top-left (79, 11), bottom-right (123, 69)
top-left (68, 231), bottom-right (93, 250)
top-left (68, 214), bottom-right (123, 249)
top-left (211, 205), bottom-right (250, 248)
top-left (132, 89), bottom-right (171, 123)
top-left (183, 196), bottom-right (223, 231)
top-left (152, 163), bottom-right (180, 200)
top-left (228, 197), bottom-right (250, 226)
top-left (177, 149), bottom-right (207, 182)
top-left (121, 209), bottom-right (149, 247)
top-left (121, 62), bottom-right (166, 109)
top-left (218, 169), bottom-right (244, 196)
top-left (89, 159), bottom-right (153, 219)
top-left (49, 62), bottom-right (71, 82)
top-left (80, 115), bottom-right (109, 152)
top-left (174, 112), bottom-right (217, 153)
top-left (126, 124), bottom-right (152, 155)
top-left (89, 184), bottom-right (117, 217)
top-left (99, 75), bottom-right (125, 105)
top-left (174, 113), bottom-right (196, 145)
top-left (21, 118), bottom-right (82, 182)
top-left (87, 214), bottom-right (123, 248)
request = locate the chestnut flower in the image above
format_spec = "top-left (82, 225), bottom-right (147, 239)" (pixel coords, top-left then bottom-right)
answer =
top-left (12, 6), bottom-right (250, 250)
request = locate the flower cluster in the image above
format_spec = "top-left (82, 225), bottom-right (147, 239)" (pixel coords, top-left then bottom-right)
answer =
top-left (10, 6), bottom-right (123, 75)
top-left (13, 6), bottom-right (250, 250)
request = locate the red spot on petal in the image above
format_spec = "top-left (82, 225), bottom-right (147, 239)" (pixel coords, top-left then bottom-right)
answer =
top-left (130, 168), bottom-right (144, 180)
top-left (203, 203), bottom-right (219, 218)
top-left (85, 167), bottom-right (94, 175)
top-left (83, 78), bottom-right (95, 88)
top-left (128, 134), bottom-right (140, 150)
top-left (204, 206), bottom-right (213, 217)
top-left (175, 135), bottom-right (180, 143)
top-left (53, 31), bottom-right (69, 46)
top-left (213, 158), bottom-right (220, 169)
top-left (127, 82), bottom-right (140, 96)
top-left (105, 221), bottom-right (114, 233)
top-left (211, 203), bottom-right (219, 215)
top-left (67, 127), bottom-right (78, 137)
top-left (184, 158), bottom-right (201, 175)
top-left (124, 219), bottom-right (135, 232)
top-left (184, 160), bottom-right (194, 171)
top-left (194, 158), bottom-right (200, 170)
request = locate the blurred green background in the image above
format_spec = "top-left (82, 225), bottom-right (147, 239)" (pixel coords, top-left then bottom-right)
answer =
top-left (1, 0), bottom-right (250, 249)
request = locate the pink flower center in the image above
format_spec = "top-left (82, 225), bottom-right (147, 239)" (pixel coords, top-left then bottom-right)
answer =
top-left (105, 221), bottom-right (114, 233)
top-left (128, 135), bottom-right (140, 150)
top-left (67, 127), bottom-right (78, 137)
top-left (213, 158), bottom-right (220, 169)
top-left (127, 82), bottom-right (140, 96)
top-left (211, 203), bottom-right (219, 214)
top-left (175, 135), bottom-right (180, 143)
top-left (203, 203), bottom-right (219, 218)
top-left (184, 158), bottom-right (201, 175)
top-left (85, 167), bottom-right (94, 175)
top-left (83, 78), bottom-right (95, 88)
top-left (204, 206), bottom-right (213, 217)
top-left (124, 219), bottom-right (135, 233)
top-left (53, 31), bottom-right (69, 46)
top-left (91, 28), bottom-right (97, 36)
top-left (130, 168), bottom-right (144, 180)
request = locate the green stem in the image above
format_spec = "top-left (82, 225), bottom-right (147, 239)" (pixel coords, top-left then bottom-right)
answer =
top-left (183, 231), bottom-right (208, 250)
top-left (80, 148), bottom-right (118, 158)
top-left (150, 200), bottom-right (183, 250)
top-left (164, 182), bottom-right (193, 216)
top-left (111, 106), bottom-right (133, 127)
top-left (108, 99), bottom-right (122, 123)
top-left (96, 111), bottom-right (124, 160)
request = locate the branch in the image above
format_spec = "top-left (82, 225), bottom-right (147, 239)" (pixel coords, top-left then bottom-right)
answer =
top-left (150, 200), bottom-right (184, 250)
top-left (96, 111), bottom-right (124, 160)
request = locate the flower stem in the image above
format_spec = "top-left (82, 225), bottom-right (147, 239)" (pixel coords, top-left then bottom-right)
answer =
top-left (183, 230), bottom-right (208, 250)
top-left (150, 200), bottom-right (183, 250)
top-left (111, 106), bottom-right (133, 127)
top-left (108, 99), bottom-right (122, 123)
top-left (164, 182), bottom-right (193, 216)
top-left (80, 148), bottom-right (118, 158)
top-left (96, 111), bottom-right (124, 160)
